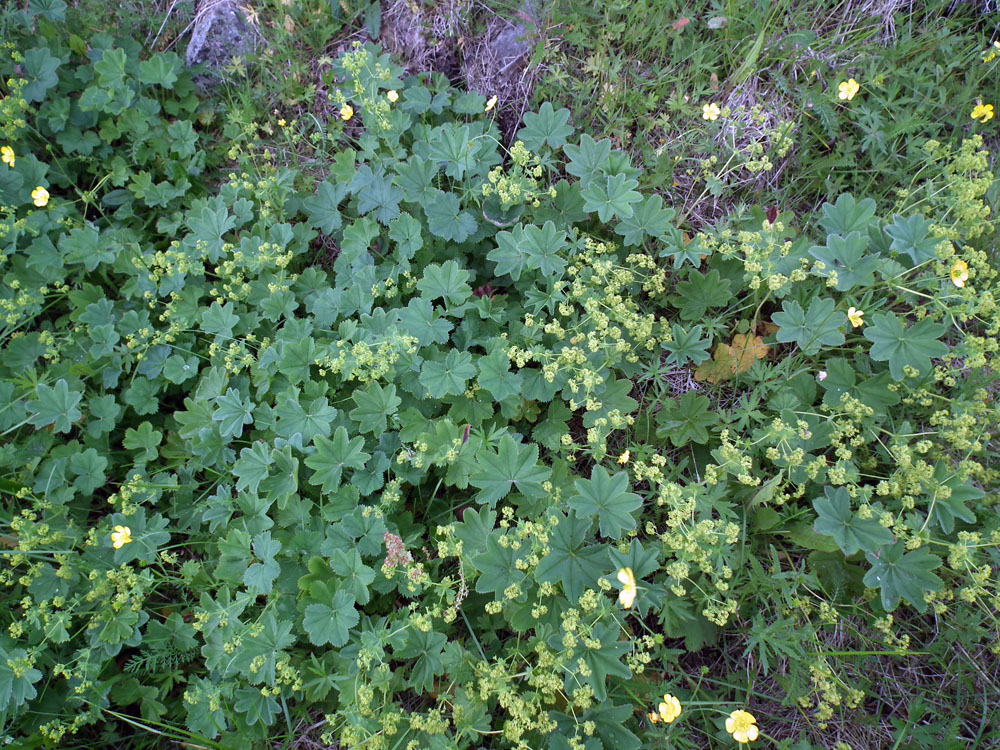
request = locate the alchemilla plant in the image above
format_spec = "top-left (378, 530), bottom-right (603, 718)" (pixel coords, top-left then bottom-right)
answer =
top-left (1, 3), bottom-right (998, 748)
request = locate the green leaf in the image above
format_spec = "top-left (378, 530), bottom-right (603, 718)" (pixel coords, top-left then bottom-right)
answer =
top-left (122, 422), bottom-right (162, 463)
top-left (28, 0), bottom-right (68, 21)
top-left (234, 687), bottom-right (280, 727)
top-left (69, 448), bottom-right (108, 494)
top-left (424, 189), bottom-right (477, 242)
top-left (329, 549), bottom-right (376, 605)
top-left (22, 47), bottom-right (61, 103)
top-left (808, 231), bottom-right (881, 291)
top-left (674, 269), bottom-right (731, 321)
top-left (517, 102), bottom-right (574, 151)
top-left (416, 259), bottom-right (472, 307)
top-left (663, 323), bottom-right (712, 367)
top-left (862, 312), bottom-right (948, 381)
top-left (772, 297), bottom-right (845, 354)
top-left (419, 350), bottom-right (478, 398)
top-left (200, 300), bottom-right (239, 338)
top-left (473, 533), bottom-right (524, 595)
top-left (564, 133), bottom-right (611, 186)
top-left (580, 173), bottom-right (642, 221)
top-left (388, 212), bottom-right (423, 265)
top-left (213, 387), bottom-right (254, 439)
top-left (395, 629), bottom-right (447, 693)
top-left (303, 586), bottom-right (359, 646)
top-left (305, 427), bottom-right (370, 494)
top-left (490, 221), bottom-right (568, 280)
top-left (424, 123), bottom-right (475, 180)
top-left (521, 221), bottom-right (568, 277)
top-left (234, 442), bottom-right (272, 495)
top-left (656, 391), bottom-right (716, 446)
top-left (243, 531), bottom-right (281, 594)
top-left (886, 214), bottom-right (938, 266)
top-left (138, 52), bottom-right (180, 88)
top-left (398, 297), bottom-right (452, 346)
top-left (477, 349), bottom-right (523, 402)
top-left (470, 434), bottom-right (551, 507)
top-left (927, 464), bottom-right (980, 534)
top-left (349, 382), bottom-right (401, 435)
top-left (812, 486), bottom-right (893, 556)
top-left (535, 512), bottom-right (610, 602)
top-left (355, 169), bottom-right (403, 225)
top-left (274, 389), bottom-right (338, 443)
top-left (303, 179), bottom-right (348, 234)
top-left (27, 379), bottom-right (83, 433)
top-left (864, 542), bottom-right (943, 613)
top-left (572, 622), bottom-right (631, 701)
top-left (615, 194), bottom-right (676, 246)
top-left (568, 465), bottom-right (642, 538)
top-left (819, 193), bottom-right (877, 235)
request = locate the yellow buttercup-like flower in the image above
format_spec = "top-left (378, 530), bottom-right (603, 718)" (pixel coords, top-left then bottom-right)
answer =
top-left (837, 78), bottom-right (860, 101)
top-left (656, 694), bottom-right (682, 723)
top-left (340, 104), bottom-right (354, 121)
top-left (702, 102), bottom-right (721, 121)
top-left (1, 145), bottom-right (14, 167)
top-left (616, 567), bottom-right (637, 609)
top-left (618, 449), bottom-right (630, 465)
top-left (726, 710), bottom-right (759, 744)
top-left (847, 306), bottom-right (864, 328)
top-left (387, 89), bottom-right (399, 103)
top-left (950, 259), bottom-right (969, 288)
top-left (31, 186), bottom-right (49, 207)
top-left (971, 101), bottom-right (994, 123)
top-left (485, 95), bottom-right (498, 112)
top-left (111, 525), bottom-right (133, 550)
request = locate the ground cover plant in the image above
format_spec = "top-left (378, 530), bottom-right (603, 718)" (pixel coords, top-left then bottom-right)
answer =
top-left (1, 0), bottom-right (999, 748)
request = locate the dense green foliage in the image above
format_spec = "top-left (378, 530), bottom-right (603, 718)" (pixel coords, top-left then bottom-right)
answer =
top-left (1, 1), bottom-right (998, 748)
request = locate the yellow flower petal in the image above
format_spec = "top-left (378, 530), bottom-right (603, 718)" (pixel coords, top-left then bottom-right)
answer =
top-left (340, 104), bottom-right (354, 121)
top-left (485, 95), bottom-right (498, 112)
top-left (726, 710), bottom-right (758, 744)
top-left (847, 306), bottom-right (864, 328)
top-left (1, 145), bottom-right (14, 167)
top-left (702, 102), bottom-right (721, 121)
top-left (618, 449), bottom-right (630, 465)
top-left (837, 78), bottom-right (860, 101)
top-left (616, 567), bottom-right (637, 608)
top-left (950, 259), bottom-right (969, 288)
top-left (111, 525), bottom-right (133, 549)
top-left (658, 694), bottom-right (682, 723)
top-left (31, 186), bottom-right (49, 207)
top-left (387, 89), bottom-right (399, 103)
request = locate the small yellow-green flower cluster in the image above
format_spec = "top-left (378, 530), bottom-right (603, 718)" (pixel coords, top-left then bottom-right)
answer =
top-left (482, 140), bottom-right (554, 210)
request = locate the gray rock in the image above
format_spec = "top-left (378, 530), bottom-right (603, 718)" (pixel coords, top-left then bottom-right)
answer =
top-left (185, 0), bottom-right (256, 71)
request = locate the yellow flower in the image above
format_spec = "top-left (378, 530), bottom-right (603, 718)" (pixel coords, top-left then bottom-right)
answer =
top-left (837, 78), bottom-right (860, 101)
top-left (847, 306), bottom-right (864, 328)
top-left (950, 258), bottom-right (969, 288)
top-left (340, 104), bottom-right (354, 121)
top-left (31, 186), bottom-right (49, 207)
top-left (702, 102), bottom-right (721, 121)
top-left (657, 694), bottom-right (682, 723)
top-left (647, 711), bottom-right (660, 724)
top-left (485, 95), bottom-right (498, 112)
top-left (725, 710), bottom-right (759, 744)
top-left (1, 145), bottom-right (14, 167)
top-left (618, 449), bottom-right (630, 465)
top-left (971, 101), bottom-right (994, 123)
top-left (111, 525), bottom-right (133, 550)
top-left (616, 567), bottom-right (637, 609)
top-left (277, 118), bottom-right (286, 127)
top-left (387, 89), bottom-right (399, 103)
top-left (986, 41), bottom-right (1000, 62)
